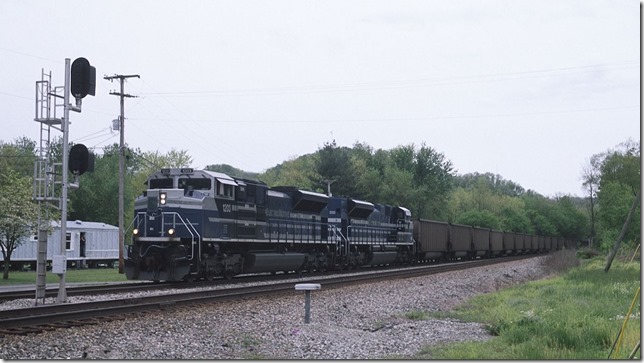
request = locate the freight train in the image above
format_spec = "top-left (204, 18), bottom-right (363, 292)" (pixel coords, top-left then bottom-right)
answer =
top-left (124, 168), bottom-right (575, 282)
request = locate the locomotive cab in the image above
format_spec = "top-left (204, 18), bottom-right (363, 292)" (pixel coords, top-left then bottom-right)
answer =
top-left (127, 168), bottom-right (223, 281)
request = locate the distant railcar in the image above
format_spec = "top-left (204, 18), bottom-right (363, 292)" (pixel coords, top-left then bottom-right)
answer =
top-left (412, 219), bottom-right (449, 262)
top-left (472, 227), bottom-right (490, 258)
top-left (6, 220), bottom-right (118, 270)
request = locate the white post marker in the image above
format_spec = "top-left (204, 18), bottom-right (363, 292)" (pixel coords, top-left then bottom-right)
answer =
top-left (294, 283), bottom-right (321, 323)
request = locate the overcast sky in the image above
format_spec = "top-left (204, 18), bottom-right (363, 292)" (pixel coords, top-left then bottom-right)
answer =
top-left (1, 0), bottom-right (640, 197)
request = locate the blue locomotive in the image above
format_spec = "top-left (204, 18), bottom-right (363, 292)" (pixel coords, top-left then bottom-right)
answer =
top-left (125, 168), bottom-right (414, 281)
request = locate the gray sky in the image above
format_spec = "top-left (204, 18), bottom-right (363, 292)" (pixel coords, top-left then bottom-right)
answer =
top-left (1, 0), bottom-right (640, 197)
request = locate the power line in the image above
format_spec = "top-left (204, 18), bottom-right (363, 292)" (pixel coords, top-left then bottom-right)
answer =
top-left (140, 61), bottom-right (638, 97)
top-left (128, 105), bottom-right (638, 124)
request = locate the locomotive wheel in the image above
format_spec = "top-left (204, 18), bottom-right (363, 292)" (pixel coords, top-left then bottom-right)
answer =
top-left (223, 270), bottom-right (234, 280)
top-left (205, 272), bottom-right (215, 281)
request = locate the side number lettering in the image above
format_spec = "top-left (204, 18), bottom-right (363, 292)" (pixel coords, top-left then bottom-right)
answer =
top-left (222, 204), bottom-right (232, 213)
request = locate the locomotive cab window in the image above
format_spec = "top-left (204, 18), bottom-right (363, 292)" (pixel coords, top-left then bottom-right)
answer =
top-left (216, 178), bottom-right (236, 199)
top-left (149, 178), bottom-right (174, 190)
top-left (179, 178), bottom-right (212, 195)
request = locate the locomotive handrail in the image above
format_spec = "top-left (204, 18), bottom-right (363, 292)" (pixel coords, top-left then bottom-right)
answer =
top-left (132, 211), bottom-right (201, 260)
top-left (185, 217), bottom-right (201, 262)
top-left (160, 212), bottom-right (201, 261)
top-left (347, 224), bottom-right (383, 244)
top-left (267, 218), bottom-right (326, 244)
top-left (328, 225), bottom-right (348, 257)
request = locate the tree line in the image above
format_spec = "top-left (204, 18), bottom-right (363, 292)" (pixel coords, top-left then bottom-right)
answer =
top-left (0, 135), bottom-right (640, 278)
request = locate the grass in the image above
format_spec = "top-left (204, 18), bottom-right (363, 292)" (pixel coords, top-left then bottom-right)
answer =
top-left (411, 256), bottom-right (641, 360)
top-left (0, 267), bottom-right (128, 285)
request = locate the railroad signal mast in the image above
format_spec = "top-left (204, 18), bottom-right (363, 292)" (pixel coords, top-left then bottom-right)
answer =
top-left (33, 57), bottom-right (95, 305)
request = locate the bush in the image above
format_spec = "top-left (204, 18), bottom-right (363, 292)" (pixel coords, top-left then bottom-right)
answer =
top-left (541, 249), bottom-right (580, 273)
top-left (576, 247), bottom-right (600, 259)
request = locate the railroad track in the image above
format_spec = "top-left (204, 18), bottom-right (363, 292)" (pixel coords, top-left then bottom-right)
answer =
top-left (0, 254), bottom-right (539, 335)
top-left (0, 272), bottom-right (321, 302)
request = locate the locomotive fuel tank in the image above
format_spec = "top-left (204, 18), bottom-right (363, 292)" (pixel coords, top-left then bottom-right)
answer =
top-left (365, 251), bottom-right (398, 266)
top-left (243, 252), bottom-right (306, 273)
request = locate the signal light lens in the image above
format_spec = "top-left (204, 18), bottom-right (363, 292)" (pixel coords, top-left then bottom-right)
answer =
top-left (160, 192), bottom-right (167, 205)
top-left (133, 228), bottom-right (139, 235)
top-left (168, 228), bottom-right (175, 236)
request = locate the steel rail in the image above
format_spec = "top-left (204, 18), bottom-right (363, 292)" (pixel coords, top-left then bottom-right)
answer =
top-left (0, 254), bottom-right (539, 335)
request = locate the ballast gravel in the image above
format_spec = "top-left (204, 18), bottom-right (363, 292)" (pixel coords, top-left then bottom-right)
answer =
top-left (1, 256), bottom-right (555, 359)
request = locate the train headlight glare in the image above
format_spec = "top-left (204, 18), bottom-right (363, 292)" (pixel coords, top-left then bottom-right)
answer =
top-left (160, 192), bottom-right (167, 205)
top-left (133, 228), bottom-right (139, 235)
top-left (168, 228), bottom-right (175, 235)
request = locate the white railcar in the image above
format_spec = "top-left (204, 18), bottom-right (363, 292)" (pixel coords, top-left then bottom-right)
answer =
top-left (7, 220), bottom-right (119, 269)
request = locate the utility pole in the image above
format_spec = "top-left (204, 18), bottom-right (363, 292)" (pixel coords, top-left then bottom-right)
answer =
top-left (104, 74), bottom-right (139, 274)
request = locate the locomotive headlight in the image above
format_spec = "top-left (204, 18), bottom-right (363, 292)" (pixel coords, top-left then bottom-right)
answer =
top-left (133, 228), bottom-right (139, 235)
top-left (168, 228), bottom-right (175, 235)
top-left (159, 192), bottom-right (167, 205)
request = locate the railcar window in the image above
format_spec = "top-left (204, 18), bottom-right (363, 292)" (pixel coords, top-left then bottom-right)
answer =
top-left (149, 178), bottom-right (174, 189)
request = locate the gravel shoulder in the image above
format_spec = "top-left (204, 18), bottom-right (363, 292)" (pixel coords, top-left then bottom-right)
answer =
top-left (1, 256), bottom-right (555, 359)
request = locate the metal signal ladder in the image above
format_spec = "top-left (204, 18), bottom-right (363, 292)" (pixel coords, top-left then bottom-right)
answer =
top-left (33, 69), bottom-right (64, 305)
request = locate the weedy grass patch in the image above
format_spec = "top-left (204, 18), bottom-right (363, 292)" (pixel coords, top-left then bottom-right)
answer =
top-left (417, 257), bottom-right (640, 360)
top-left (0, 267), bottom-right (127, 285)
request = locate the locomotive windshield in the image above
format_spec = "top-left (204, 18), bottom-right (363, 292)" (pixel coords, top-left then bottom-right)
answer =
top-left (149, 178), bottom-right (173, 189)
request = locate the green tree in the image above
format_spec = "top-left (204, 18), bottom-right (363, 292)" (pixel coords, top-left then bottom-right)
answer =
top-left (205, 164), bottom-right (259, 180)
top-left (0, 136), bottom-right (37, 178)
top-left (0, 170), bottom-right (39, 279)
top-left (522, 192), bottom-right (559, 236)
top-left (592, 140), bottom-right (641, 250)
top-left (454, 172), bottom-right (525, 197)
top-left (597, 181), bottom-right (640, 249)
top-left (387, 143), bottom-right (454, 219)
top-left (448, 174), bottom-right (533, 233)
top-left (499, 207), bottom-right (532, 233)
top-left (599, 139), bottom-right (640, 196)
top-left (581, 154), bottom-right (602, 246)
top-left (260, 154), bottom-right (320, 191)
top-left (315, 140), bottom-right (353, 197)
top-left (349, 153), bottom-right (383, 202)
top-left (455, 209), bottom-right (500, 229)
top-left (552, 196), bottom-right (589, 238)
top-left (136, 148), bottom-right (193, 172)
top-left (68, 144), bottom-right (124, 226)
top-left (379, 163), bottom-right (416, 208)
